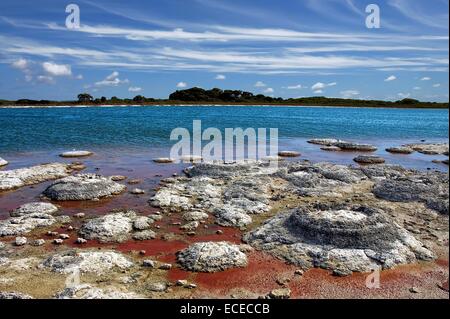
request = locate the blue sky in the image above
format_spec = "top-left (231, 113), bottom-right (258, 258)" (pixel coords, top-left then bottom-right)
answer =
top-left (0, 0), bottom-right (448, 101)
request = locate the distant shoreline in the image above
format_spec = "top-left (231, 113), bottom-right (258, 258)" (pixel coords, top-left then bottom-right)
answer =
top-left (1, 103), bottom-right (449, 110)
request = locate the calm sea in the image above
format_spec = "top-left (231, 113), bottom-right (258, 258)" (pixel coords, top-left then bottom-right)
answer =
top-left (0, 106), bottom-right (448, 170)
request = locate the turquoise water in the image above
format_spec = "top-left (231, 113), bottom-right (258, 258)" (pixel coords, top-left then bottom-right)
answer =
top-left (0, 106), bottom-right (448, 153)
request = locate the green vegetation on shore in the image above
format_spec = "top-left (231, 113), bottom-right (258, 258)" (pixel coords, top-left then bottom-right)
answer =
top-left (1, 87), bottom-right (448, 108)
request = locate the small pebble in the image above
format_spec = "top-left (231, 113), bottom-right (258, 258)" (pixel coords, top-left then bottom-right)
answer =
top-left (53, 239), bottom-right (64, 245)
top-left (32, 239), bottom-right (46, 246)
top-left (59, 234), bottom-right (70, 240)
top-left (74, 213), bottom-right (85, 218)
top-left (159, 263), bottom-right (172, 270)
top-left (143, 260), bottom-right (157, 268)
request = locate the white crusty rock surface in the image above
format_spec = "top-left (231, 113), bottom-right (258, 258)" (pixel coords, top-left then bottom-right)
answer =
top-left (10, 202), bottom-right (59, 217)
top-left (43, 174), bottom-right (126, 201)
top-left (177, 242), bottom-right (248, 272)
top-left (0, 163), bottom-right (71, 191)
top-left (55, 284), bottom-right (142, 299)
top-left (0, 211), bottom-right (56, 237)
top-left (43, 250), bottom-right (133, 274)
top-left (78, 211), bottom-right (137, 243)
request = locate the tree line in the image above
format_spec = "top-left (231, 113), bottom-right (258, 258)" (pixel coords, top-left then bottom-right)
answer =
top-left (1, 87), bottom-right (448, 109)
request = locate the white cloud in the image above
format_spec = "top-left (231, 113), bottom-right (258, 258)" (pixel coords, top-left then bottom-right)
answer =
top-left (398, 92), bottom-right (411, 99)
top-left (263, 88), bottom-right (274, 94)
top-left (413, 86), bottom-right (421, 90)
top-left (128, 86), bottom-right (143, 92)
top-left (384, 75), bottom-right (397, 82)
top-left (340, 90), bottom-right (360, 98)
top-left (421, 77), bottom-right (431, 81)
top-left (254, 81), bottom-right (267, 87)
top-left (176, 82), bottom-right (187, 88)
top-left (75, 74), bottom-right (83, 80)
top-left (433, 83), bottom-right (441, 87)
top-left (12, 58), bottom-right (29, 70)
top-left (286, 84), bottom-right (304, 90)
top-left (42, 62), bottom-right (72, 76)
top-left (314, 90), bottom-right (324, 94)
top-left (37, 75), bottom-right (54, 84)
top-left (95, 71), bottom-right (129, 87)
top-left (311, 82), bottom-right (336, 91)
top-left (215, 74), bottom-right (226, 80)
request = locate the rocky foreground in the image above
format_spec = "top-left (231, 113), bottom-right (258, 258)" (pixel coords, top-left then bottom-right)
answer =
top-left (0, 157), bottom-right (449, 299)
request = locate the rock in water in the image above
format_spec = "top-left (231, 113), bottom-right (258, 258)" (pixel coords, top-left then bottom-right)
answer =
top-left (78, 211), bottom-right (136, 243)
top-left (60, 151), bottom-right (93, 158)
top-left (335, 142), bottom-right (378, 152)
top-left (244, 203), bottom-right (435, 275)
top-left (405, 143), bottom-right (449, 155)
top-left (0, 163), bottom-right (71, 191)
top-left (354, 155), bottom-right (386, 164)
top-left (278, 151), bottom-right (301, 158)
top-left (386, 147), bottom-right (414, 154)
top-left (177, 242), bottom-right (248, 272)
top-left (10, 202), bottom-right (58, 217)
top-left (153, 158), bottom-right (174, 164)
top-left (307, 139), bottom-right (348, 146)
top-left (43, 174), bottom-right (126, 201)
top-left (0, 157), bottom-right (8, 167)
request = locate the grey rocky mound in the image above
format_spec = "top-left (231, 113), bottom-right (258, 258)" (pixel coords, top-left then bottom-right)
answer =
top-left (43, 174), bottom-right (126, 201)
top-left (373, 172), bottom-right (449, 215)
top-left (177, 242), bottom-right (248, 272)
top-left (0, 163), bottom-right (71, 191)
top-left (10, 202), bottom-right (58, 217)
top-left (79, 211), bottom-right (138, 243)
top-left (354, 155), bottom-right (386, 164)
top-left (244, 203), bottom-right (435, 275)
top-left (0, 157), bottom-right (8, 167)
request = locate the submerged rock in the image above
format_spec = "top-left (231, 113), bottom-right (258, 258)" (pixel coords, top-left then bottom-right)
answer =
top-left (354, 155), bottom-right (386, 164)
top-left (44, 250), bottom-right (133, 274)
top-left (10, 202), bottom-right (58, 217)
top-left (177, 242), bottom-right (248, 272)
top-left (321, 146), bottom-right (341, 152)
top-left (79, 211), bottom-right (136, 243)
top-left (60, 151), bottom-right (93, 158)
top-left (0, 163), bottom-right (71, 191)
top-left (43, 174), bottom-right (126, 201)
top-left (244, 203), bottom-right (435, 274)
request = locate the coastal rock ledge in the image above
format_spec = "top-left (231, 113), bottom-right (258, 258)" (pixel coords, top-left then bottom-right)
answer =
top-left (244, 203), bottom-right (435, 275)
top-left (43, 174), bottom-right (126, 201)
